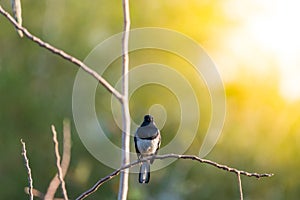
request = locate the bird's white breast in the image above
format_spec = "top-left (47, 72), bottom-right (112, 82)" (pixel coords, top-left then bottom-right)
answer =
top-left (136, 136), bottom-right (160, 156)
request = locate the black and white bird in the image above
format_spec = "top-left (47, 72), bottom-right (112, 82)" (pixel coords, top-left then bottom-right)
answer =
top-left (134, 115), bottom-right (161, 184)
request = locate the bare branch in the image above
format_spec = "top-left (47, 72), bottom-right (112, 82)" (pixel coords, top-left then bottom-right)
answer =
top-left (0, 5), bottom-right (123, 101)
top-left (51, 125), bottom-right (69, 200)
top-left (237, 172), bottom-right (243, 200)
top-left (118, 0), bottom-right (131, 200)
top-left (24, 187), bottom-right (65, 200)
top-left (20, 139), bottom-right (33, 200)
top-left (62, 119), bottom-right (72, 176)
top-left (76, 154), bottom-right (274, 200)
top-left (168, 154), bottom-right (273, 178)
top-left (11, 0), bottom-right (23, 37)
top-left (76, 160), bottom-right (139, 200)
top-left (24, 187), bottom-right (44, 199)
top-left (45, 119), bottom-right (71, 200)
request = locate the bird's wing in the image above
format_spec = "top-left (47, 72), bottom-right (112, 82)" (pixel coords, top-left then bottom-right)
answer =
top-left (156, 132), bottom-right (161, 152)
top-left (134, 135), bottom-right (141, 159)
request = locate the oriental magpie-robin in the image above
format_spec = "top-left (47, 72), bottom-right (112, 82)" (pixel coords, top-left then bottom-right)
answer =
top-left (134, 115), bottom-right (161, 183)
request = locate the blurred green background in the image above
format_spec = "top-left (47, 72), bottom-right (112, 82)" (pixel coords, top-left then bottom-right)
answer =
top-left (1, 0), bottom-right (300, 199)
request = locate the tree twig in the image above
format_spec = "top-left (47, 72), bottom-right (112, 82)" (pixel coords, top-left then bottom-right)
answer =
top-left (24, 187), bottom-right (44, 199)
top-left (45, 119), bottom-right (71, 200)
top-left (76, 154), bottom-right (274, 200)
top-left (237, 172), bottom-right (243, 200)
top-left (76, 160), bottom-right (140, 200)
top-left (20, 139), bottom-right (34, 200)
top-left (0, 5), bottom-right (123, 101)
top-left (24, 187), bottom-right (65, 200)
top-left (11, 0), bottom-right (23, 37)
top-left (118, 0), bottom-right (131, 200)
top-left (51, 125), bottom-right (69, 200)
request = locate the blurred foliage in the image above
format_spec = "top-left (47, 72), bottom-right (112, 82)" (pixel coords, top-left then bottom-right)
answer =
top-left (0, 0), bottom-right (299, 200)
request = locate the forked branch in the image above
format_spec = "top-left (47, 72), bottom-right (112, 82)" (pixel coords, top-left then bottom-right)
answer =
top-left (50, 125), bottom-right (69, 200)
top-left (44, 120), bottom-right (71, 200)
top-left (0, 5), bottom-right (123, 101)
top-left (76, 154), bottom-right (274, 200)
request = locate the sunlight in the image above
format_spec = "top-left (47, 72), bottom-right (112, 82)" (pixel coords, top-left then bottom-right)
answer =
top-left (220, 0), bottom-right (300, 101)
top-left (247, 0), bottom-right (300, 101)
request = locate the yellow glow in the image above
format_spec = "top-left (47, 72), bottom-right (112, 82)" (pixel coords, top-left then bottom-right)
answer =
top-left (248, 0), bottom-right (300, 101)
top-left (219, 0), bottom-right (300, 101)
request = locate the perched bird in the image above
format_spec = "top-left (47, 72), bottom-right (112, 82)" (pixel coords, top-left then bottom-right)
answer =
top-left (11, 0), bottom-right (23, 37)
top-left (134, 114), bottom-right (161, 184)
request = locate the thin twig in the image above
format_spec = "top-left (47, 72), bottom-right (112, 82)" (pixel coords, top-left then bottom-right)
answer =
top-left (51, 125), bottom-right (69, 200)
top-left (76, 154), bottom-right (274, 200)
top-left (45, 119), bottom-right (71, 200)
top-left (237, 172), bottom-right (244, 200)
top-left (76, 160), bottom-right (140, 200)
top-left (20, 139), bottom-right (33, 200)
top-left (11, 0), bottom-right (23, 37)
top-left (118, 0), bottom-right (131, 200)
top-left (0, 5), bottom-right (123, 101)
top-left (24, 187), bottom-right (44, 199)
top-left (24, 187), bottom-right (65, 200)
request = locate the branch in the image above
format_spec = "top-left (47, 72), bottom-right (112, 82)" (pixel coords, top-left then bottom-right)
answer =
top-left (76, 160), bottom-right (140, 200)
top-left (45, 119), bottom-right (71, 200)
top-left (25, 187), bottom-right (44, 199)
top-left (11, 0), bottom-right (23, 37)
top-left (237, 172), bottom-right (243, 200)
top-left (20, 139), bottom-right (34, 200)
top-left (24, 187), bottom-right (65, 200)
top-left (118, 0), bottom-right (131, 200)
top-left (0, 5), bottom-right (123, 101)
top-left (51, 125), bottom-right (69, 200)
top-left (76, 154), bottom-right (274, 200)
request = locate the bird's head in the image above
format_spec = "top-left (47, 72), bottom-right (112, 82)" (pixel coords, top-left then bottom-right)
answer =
top-left (144, 114), bottom-right (153, 123)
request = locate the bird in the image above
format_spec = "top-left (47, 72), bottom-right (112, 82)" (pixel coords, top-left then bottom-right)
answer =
top-left (134, 114), bottom-right (161, 184)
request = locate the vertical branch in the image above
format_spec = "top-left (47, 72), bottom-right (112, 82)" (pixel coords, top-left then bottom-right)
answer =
top-left (45, 119), bottom-right (71, 200)
top-left (20, 139), bottom-right (33, 200)
top-left (61, 119), bottom-right (72, 174)
top-left (11, 0), bottom-right (23, 37)
top-left (237, 172), bottom-right (244, 200)
top-left (118, 0), bottom-right (131, 200)
top-left (51, 125), bottom-right (69, 200)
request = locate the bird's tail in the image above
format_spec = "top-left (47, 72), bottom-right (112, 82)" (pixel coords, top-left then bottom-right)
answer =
top-left (139, 161), bottom-right (150, 184)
